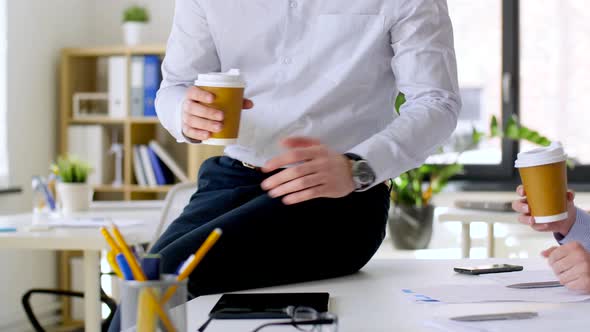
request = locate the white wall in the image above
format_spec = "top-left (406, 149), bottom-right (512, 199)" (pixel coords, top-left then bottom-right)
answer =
top-left (0, 1), bottom-right (94, 330)
top-left (0, 1), bottom-right (176, 329)
top-left (90, 0), bottom-right (174, 45)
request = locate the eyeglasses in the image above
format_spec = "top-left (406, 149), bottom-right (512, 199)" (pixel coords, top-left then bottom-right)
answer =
top-left (197, 306), bottom-right (338, 332)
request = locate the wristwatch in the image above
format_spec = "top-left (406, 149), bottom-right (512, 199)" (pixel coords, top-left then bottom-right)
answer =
top-left (344, 153), bottom-right (376, 191)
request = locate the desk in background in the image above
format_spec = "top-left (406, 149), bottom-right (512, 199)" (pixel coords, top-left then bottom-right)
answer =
top-left (0, 203), bottom-right (160, 332)
top-left (433, 191), bottom-right (590, 258)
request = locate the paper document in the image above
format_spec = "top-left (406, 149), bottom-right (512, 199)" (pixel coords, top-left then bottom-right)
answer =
top-left (480, 270), bottom-right (558, 286)
top-left (405, 284), bottom-right (590, 303)
top-left (425, 308), bottom-right (590, 332)
top-left (44, 218), bottom-right (145, 228)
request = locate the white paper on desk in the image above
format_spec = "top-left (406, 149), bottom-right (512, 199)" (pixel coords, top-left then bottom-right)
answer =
top-left (425, 308), bottom-right (589, 332)
top-left (480, 270), bottom-right (558, 286)
top-left (409, 284), bottom-right (590, 303)
top-left (44, 218), bottom-right (145, 228)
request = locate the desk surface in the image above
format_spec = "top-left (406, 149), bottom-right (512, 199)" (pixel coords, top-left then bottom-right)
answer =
top-left (184, 258), bottom-right (590, 332)
top-left (0, 209), bottom-right (159, 250)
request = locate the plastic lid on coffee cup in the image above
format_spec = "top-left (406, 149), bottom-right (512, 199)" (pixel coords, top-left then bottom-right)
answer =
top-left (194, 69), bottom-right (246, 88)
top-left (514, 142), bottom-right (567, 168)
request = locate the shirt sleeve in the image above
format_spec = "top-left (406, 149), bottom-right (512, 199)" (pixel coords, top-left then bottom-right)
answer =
top-left (155, 0), bottom-right (220, 143)
top-left (555, 207), bottom-right (590, 252)
top-left (348, 0), bottom-right (461, 188)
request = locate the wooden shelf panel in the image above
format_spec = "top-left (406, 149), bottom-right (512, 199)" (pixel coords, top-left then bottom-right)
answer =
top-left (63, 45), bottom-right (166, 57)
top-left (129, 117), bottom-right (160, 124)
top-left (93, 185), bottom-right (126, 192)
top-left (68, 117), bottom-right (161, 125)
top-left (128, 185), bottom-right (174, 193)
top-left (70, 117), bottom-right (126, 125)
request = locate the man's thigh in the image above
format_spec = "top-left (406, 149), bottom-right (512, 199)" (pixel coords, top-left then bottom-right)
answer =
top-left (151, 157), bottom-right (267, 253)
top-left (157, 183), bottom-right (390, 295)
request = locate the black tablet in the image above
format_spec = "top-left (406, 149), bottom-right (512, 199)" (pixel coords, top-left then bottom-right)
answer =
top-left (209, 293), bottom-right (330, 319)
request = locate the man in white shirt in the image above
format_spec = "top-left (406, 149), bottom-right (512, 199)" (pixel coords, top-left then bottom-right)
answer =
top-left (110, 0), bottom-right (459, 329)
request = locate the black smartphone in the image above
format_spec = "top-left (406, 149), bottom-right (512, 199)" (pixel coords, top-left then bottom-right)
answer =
top-left (209, 293), bottom-right (330, 319)
top-left (454, 264), bottom-right (523, 275)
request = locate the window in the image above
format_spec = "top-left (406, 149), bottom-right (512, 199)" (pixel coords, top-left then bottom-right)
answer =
top-left (427, 1), bottom-right (590, 182)
top-left (427, 0), bottom-right (516, 179)
top-left (443, 0), bottom-right (503, 166)
top-left (520, 0), bottom-right (590, 181)
top-left (0, 0), bottom-right (6, 186)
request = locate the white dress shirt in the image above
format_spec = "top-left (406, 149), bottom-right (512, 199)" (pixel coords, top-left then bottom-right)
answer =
top-left (156, 0), bottom-right (461, 188)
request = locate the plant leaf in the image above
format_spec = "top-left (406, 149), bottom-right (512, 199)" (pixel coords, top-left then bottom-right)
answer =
top-left (395, 93), bottom-right (406, 115)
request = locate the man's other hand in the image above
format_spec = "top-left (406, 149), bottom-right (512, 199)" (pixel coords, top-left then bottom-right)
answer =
top-left (543, 242), bottom-right (590, 294)
top-left (261, 137), bottom-right (355, 205)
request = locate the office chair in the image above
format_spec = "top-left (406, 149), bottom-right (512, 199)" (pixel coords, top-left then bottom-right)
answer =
top-left (22, 288), bottom-right (116, 332)
top-left (21, 181), bottom-right (197, 332)
top-left (148, 181), bottom-right (197, 252)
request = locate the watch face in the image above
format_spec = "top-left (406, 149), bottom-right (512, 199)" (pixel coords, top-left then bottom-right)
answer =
top-left (354, 160), bottom-right (375, 185)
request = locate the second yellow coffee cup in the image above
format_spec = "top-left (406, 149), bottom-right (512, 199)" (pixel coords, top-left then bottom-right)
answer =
top-left (515, 142), bottom-right (568, 224)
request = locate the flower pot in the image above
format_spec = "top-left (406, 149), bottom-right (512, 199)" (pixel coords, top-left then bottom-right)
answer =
top-left (122, 22), bottom-right (146, 46)
top-left (56, 182), bottom-right (93, 214)
top-left (388, 204), bottom-right (434, 250)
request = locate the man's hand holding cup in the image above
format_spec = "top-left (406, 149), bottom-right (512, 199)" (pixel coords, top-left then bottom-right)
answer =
top-left (182, 86), bottom-right (254, 142)
top-left (182, 70), bottom-right (252, 145)
top-left (512, 185), bottom-right (577, 237)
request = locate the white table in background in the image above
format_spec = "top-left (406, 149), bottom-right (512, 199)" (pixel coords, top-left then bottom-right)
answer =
top-left (437, 207), bottom-right (518, 258)
top-left (0, 205), bottom-right (160, 332)
top-left (433, 191), bottom-right (590, 259)
top-left (183, 258), bottom-right (590, 332)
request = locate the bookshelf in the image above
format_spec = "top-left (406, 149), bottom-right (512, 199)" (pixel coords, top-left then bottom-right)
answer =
top-left (59, 45), bottom-right (224, 201)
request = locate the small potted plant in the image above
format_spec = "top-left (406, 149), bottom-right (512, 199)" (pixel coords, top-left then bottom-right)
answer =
top-left (122, 5), bottom-right (150, 46)
top-left (388, 94), bottom-right (561, 250)
top-left (52, 156), bottom-right (93, 214)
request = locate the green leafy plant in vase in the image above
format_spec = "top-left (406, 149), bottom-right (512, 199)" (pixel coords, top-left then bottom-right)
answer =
top-left (51, 156), bottom-right (94, 214)
top-left (388, 94), bottom-right (561, 250)
top-left (122, 5), bottom-right (150, 46)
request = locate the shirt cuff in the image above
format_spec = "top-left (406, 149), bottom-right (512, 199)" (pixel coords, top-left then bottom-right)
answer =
top-left (556, 207), bottom-right (590, 251)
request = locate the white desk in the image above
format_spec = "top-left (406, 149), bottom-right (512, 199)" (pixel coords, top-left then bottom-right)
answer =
top-left (0, 207), bottom-right (160, 332)
top-left (183, 258), bottom-right (590, 332)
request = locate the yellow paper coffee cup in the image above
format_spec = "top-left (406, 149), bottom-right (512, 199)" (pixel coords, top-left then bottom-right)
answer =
top-left (515, 142), bottom-right (568, 223)
top-left (194, 69), bottom-right (246, 145)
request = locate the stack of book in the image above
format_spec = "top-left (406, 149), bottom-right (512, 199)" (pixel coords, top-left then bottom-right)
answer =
top-left (133, 141), bottom-right (188, 187)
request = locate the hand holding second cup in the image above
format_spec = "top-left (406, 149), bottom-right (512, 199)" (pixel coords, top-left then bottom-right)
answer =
top-left (512, 185), bottom-right (577, 236)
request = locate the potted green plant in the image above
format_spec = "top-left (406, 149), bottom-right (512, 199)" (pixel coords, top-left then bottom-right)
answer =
top-left (51, 156), bottom-right (93, 214)
top-left (388, 94), bottom-right (558, 250)
top-left (122, 5), bottom-right (150, 46)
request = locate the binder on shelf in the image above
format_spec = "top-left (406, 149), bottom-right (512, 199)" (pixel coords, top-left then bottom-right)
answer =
top-left (143, 55), bottom-right (162, 117)
top-left (147, 147), bottom-right (173, 185)
top-left (139, 145), bottom-right (157, 186)
top-left (108, 56), bottom-right (128, 118)
top-left (149, 140), bottom-right (189, 182)
top-left (68, 125), bottom-right (112, 186)
top-left (130, 56), bottom-right (145, 117)
top-left (133, 145), bottom-right (148, 186)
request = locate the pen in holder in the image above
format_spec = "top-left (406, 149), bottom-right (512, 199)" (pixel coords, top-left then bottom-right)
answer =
top-left (120, 275), bottom-right (187, 332)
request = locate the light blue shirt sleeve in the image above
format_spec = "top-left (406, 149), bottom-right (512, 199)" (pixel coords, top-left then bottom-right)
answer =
top-left (556, 207), bottom-right (590, 252)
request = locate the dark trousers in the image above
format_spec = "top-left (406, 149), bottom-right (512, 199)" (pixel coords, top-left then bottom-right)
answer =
top-left (108, 156), bottom-right (389, 331)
